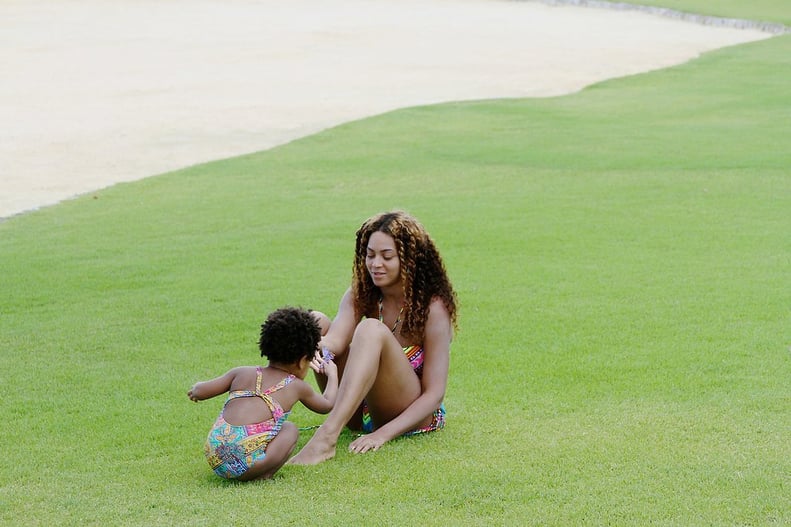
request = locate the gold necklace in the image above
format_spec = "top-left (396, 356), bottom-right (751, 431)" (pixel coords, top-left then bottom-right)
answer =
top-left (378, 297), bottom-right (403, 333)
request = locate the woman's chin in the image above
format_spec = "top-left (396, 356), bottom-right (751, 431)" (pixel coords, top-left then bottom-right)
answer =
top-left (371, 276), bottom-right (395, 288)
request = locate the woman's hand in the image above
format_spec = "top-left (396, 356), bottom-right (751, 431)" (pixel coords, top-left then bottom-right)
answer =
top-left (349, 432), bottom-right (387, 454)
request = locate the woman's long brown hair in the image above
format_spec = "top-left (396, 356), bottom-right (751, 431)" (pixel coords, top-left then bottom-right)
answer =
top-left (351, 210), bottom-right (458, 342)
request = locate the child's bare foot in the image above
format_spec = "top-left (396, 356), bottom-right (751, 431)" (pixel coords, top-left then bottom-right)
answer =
top-left (289, 432), bottom-right (337, 465)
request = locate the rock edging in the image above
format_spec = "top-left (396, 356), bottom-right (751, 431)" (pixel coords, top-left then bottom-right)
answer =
top-left (529, 0), bottom-right (791, 35)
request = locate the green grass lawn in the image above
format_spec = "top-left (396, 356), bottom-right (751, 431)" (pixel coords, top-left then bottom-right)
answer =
top-left (620, 0), bottom-right (791, 26)
top-left (1, 4), bottom-right (790, 526)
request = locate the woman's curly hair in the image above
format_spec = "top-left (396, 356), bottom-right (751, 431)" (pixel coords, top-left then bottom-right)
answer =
top-left (351, 210), bottom-right (458, 342)
top-left (258, 307), bottom-right (321, 363)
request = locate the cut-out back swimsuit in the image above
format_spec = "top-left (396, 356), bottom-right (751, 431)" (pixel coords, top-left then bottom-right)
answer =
top-left (204, 367), bottom-right (294, 479)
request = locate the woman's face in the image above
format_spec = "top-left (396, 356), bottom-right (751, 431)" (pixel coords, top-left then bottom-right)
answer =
top-left (366, 231), bottom-right (401, 289)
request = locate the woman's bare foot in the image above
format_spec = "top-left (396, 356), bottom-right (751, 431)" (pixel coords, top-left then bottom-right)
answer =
top-left (288, 430), bottom-right (337, 465)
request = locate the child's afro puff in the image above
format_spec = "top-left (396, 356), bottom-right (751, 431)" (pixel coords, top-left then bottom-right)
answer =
top-left (259, 307), bottom-right (321, 363)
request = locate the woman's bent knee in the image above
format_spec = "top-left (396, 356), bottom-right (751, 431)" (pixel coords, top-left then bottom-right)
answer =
top-left (354, 317), bottom-right (389, 337)
top-left (310, 310), bottom-right (331, 335)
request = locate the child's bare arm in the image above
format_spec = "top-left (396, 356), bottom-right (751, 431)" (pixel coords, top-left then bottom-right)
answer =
top-left (188, 368), bottom-right (237, 402)
top-left (299, 354), bottom-right (338, 414)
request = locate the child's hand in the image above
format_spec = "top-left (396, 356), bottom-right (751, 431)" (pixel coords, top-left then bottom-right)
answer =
top-left (320, 345), bottom-right (334, 363)
top-left (322, 358), bottom-right (338, 378)
top-left (309, 350), bottom-right (335, 376)
top-left (187, 382), bottom-right (207, 403)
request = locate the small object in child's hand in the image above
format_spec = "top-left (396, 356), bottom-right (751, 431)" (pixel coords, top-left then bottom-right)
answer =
top-left (321, 346), bottom-right (334, 362)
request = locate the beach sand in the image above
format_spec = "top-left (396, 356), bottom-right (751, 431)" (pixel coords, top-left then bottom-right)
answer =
top-left (0, 0), bottom-right (773, 219)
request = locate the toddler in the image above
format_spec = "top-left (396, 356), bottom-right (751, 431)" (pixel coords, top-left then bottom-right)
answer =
top-left (188, 307), bottom-right (337, 480)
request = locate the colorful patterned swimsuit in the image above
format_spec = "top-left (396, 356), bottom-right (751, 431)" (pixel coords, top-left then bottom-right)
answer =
top-left (204, 367), bottom-right (294, 479)
top-left (361, 344), bottom-right (446, 435)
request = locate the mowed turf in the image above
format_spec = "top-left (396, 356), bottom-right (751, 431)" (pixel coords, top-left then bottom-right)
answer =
top-left (1, 14), bottom-right (789, 527)
top-left (623, 0), bottom-right (791, 26)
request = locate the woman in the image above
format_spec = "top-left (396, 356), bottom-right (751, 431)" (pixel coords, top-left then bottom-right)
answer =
top-left (290, 210), bottom-right (458, 464)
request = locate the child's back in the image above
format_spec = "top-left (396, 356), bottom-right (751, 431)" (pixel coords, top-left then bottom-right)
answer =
top-left (188, 307), bottom-right (338, 481)
top-left (220, 366), bottom-right (305, 426)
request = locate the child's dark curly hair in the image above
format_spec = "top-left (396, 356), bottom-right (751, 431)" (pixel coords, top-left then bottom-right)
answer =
top-left (258, 307), bottom-right (321, 364)
top-left (351, 210), bottom-right (458, 342)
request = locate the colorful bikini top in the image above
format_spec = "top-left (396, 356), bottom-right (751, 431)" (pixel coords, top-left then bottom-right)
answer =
top-left (377, 298), bottom-right (426, 377)
top-left (403, 345), bottom-right (425, 377)
top-left (223, 366), bottom-right (295, 424)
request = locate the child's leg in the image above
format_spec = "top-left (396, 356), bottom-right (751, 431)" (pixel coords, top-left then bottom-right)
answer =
top-left (238, 422), bottom-right (299, 481)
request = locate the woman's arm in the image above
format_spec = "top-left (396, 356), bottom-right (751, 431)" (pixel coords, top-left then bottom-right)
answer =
top-left (351, 298), bottom-right (452, 451)
top-left (187, 368), bottom-right (239, 402)
top-left (320, 288), bottom-right (359, 359)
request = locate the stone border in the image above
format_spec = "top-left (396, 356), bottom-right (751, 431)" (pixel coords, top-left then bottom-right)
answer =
top-left (529, 0), bottom-right (791, 35)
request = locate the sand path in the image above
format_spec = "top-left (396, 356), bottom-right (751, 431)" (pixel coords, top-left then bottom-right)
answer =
top-left (0, 0), bottom-right (773, 219)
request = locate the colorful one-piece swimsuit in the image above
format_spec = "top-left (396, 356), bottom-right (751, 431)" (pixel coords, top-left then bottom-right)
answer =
top-left (361, 344), bottom-right (446, 435)
top-left (204, 367), bottom-right (294, 479)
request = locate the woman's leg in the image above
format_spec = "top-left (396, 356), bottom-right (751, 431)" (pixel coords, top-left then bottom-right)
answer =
top-left (238, 422), bottom-right (299, 481)
top-left (310, 310), bottom-right (364, 430)
top-left (310, 310), bottom-right (333, 392)
top-left (311, 310), bottom-right (331, 336)
top-left (289, 319), bottom-right (420, 465)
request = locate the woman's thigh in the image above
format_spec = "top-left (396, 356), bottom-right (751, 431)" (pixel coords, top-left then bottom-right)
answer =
top-left (353, 320), bottom-right (422, 424)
